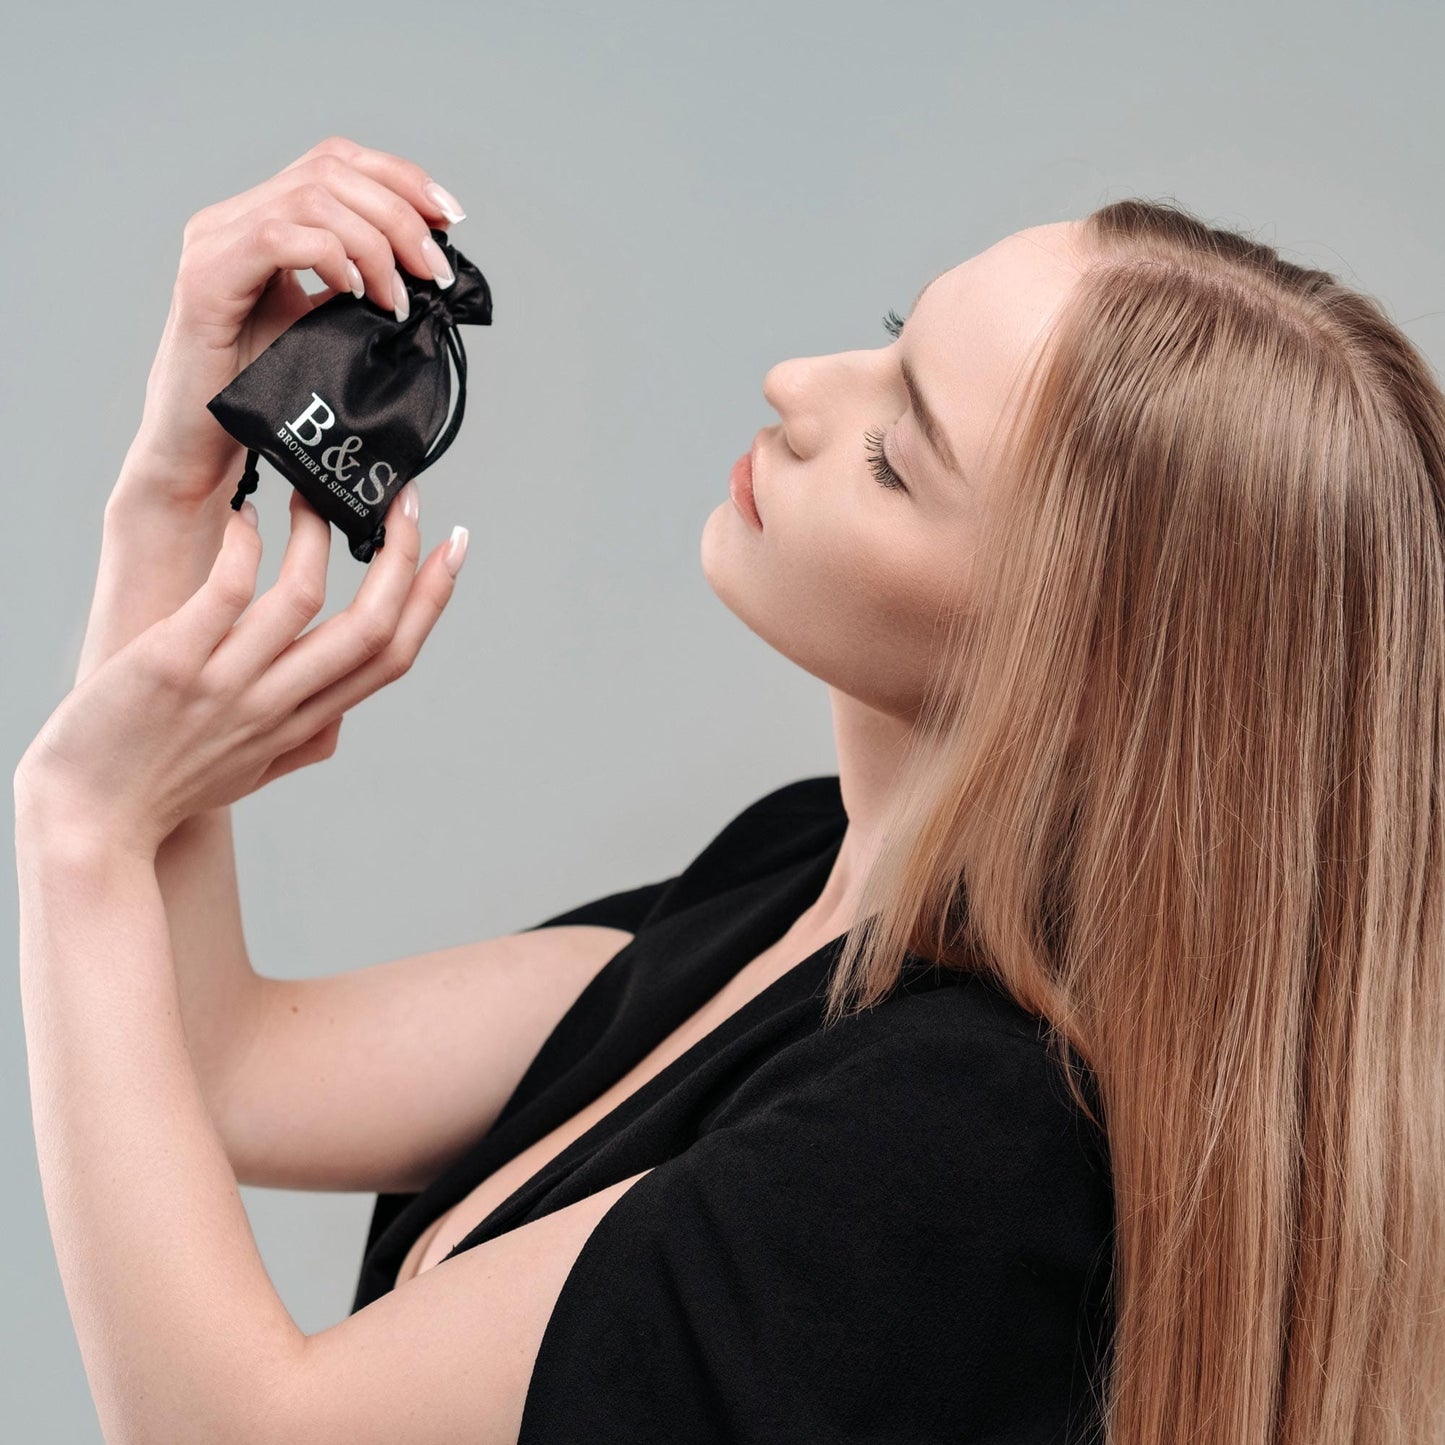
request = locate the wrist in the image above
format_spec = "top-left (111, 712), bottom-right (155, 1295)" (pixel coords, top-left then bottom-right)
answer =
top-left (110, 413), bottom-right (252, 517)
top-left (14, 772), bottom-right (160, 874)
top-left (79, 490), bottom-right (230, 688)
top-left (104, 450), bottom-right (238, 563)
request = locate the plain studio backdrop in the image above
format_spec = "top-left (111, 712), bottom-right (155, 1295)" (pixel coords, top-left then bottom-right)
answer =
top-left (2, 0), bottom-right (1443, 1437)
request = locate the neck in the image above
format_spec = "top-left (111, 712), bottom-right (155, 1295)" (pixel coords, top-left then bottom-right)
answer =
top-left (796, 686), bottom-right (922, 937)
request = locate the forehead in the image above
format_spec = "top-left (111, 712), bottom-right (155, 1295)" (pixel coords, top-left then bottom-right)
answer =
top-left (922, 221), bottom-right (1087, 351)
top-left (914, 222), bottom-right (1087, 471)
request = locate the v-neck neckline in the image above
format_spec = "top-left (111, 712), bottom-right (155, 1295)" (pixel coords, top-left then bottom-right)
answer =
top-left (432, 826), bottom-right (854, 1266)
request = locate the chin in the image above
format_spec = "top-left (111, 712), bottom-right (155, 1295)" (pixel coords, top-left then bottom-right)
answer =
top-left (699, 501), bottom-right (746, 596)
top-left (699, 513), bottom-right (777, 639)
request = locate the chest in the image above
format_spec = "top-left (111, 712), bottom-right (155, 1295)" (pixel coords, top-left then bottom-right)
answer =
top-left (393, 925), bottom-right (837, 1289)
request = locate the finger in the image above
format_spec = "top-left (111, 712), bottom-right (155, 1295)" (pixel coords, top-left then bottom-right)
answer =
top-left (281, 135), bottom-right (464, 227)
top-left (265, 534), bottom-right (461, 756)
top-left (246, 481), bottom-right (424, 722)
top-left (186, 171), bottom-right (449, 324)
top-left (208, 486), bottom-right (333, 690)
top-left (162, 503), bottom-right (265, 665)
top-left (254, 715), bottom-right (343, 789)
top-left (184, 135), bottom-right (460, 267)
top-left (187, 135), bottom-right (454, 235)
top-left (270, 158), bottom-right (459, 307)
top-left (186, 215), bottom-right (367, 319)
top-left (194, 170), bottom-right (445, 319)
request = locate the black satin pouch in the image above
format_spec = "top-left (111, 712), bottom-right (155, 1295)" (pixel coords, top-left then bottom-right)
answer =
top-left (206, 228), bottom-right (492, 562)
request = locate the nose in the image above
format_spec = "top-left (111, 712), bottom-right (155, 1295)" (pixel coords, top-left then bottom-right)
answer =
top-left (763, 355), bottom-right (830, 459)
top-left (762, 355), bottom-right (814, 417)
top-left (765, 346), bottom-right (879, 461)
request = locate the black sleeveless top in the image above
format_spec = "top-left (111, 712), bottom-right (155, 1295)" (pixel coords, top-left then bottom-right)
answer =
top-left (349, 775), bottom-right (1116, 1442)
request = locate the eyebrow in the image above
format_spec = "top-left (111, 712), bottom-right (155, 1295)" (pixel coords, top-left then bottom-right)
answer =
top-left (901, 273), bottom-right (968, 485)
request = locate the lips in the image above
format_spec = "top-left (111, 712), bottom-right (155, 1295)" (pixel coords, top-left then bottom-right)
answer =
top-left (748, 427), bottom-right (773, 521)
top-left (730, 438), bottom-right (764, 530)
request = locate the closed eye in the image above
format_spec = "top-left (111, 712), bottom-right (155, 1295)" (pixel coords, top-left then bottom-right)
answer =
top-left (865, 307), bottom-right (912, 492)
top-left (863, 427), bottom-right (907, 492)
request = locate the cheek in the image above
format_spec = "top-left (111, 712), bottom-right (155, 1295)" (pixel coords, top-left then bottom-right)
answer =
top-left (794, 496), bottom-right (944, 633)
top-left (814, 518), bottom-right (958, 709)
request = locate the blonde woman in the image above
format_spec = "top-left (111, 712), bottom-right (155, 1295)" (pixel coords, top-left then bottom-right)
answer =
top-left (17, 134), bottom-right (1445, 1444)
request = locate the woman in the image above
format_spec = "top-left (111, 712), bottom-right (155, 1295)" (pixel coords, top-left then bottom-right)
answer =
top-left (15, 136), bottom-right (1445, 1444)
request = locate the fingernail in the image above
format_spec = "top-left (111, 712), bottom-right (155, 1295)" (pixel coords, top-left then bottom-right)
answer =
top-left (443, 524), bottom-right (469, 577)
top-left (240, 500), bottom-right (258, 527)
top-left (423, 180), bottom-right (467, 224)
top-left (401, 480), bottom-right (419, 521)
top-left (419, 235), bottom-right (455, 289)
top-left (392, 268), bottom-right (410, 324)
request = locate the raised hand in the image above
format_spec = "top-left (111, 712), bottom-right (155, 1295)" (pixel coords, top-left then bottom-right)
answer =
top-left (127, 135), bottom-right (467, 508)
top-left (18, 478), bottom-right (469, 855)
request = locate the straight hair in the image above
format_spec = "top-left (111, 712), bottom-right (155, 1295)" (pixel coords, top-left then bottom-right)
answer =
top-left (823, 198), bottom-right (1445, 1443)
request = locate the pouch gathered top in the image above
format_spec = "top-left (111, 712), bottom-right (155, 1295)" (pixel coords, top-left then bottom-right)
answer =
top-left (206, 227), bottom-right (492, 562)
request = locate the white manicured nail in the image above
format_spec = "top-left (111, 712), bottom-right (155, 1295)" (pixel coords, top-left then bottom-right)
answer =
top-left (423, 180), bottom-right (467, 224)
top-left (443, 525), bottom-right (469, 577)
top-left (420, 235), bottom-right (455, 289)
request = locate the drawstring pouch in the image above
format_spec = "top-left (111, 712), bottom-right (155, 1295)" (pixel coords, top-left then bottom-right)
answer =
top-left (206, 227), bottom-right (492, 562)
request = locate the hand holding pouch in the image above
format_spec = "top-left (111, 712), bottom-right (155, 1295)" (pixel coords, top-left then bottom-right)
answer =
top-left (206, 227), bottom-right (492, 562)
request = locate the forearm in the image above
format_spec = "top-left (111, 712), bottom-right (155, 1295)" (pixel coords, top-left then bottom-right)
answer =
top-left (15, 817), bottom-right (304, 1445)
top-left (82, 439), bottom-right (234, 685)
top-left (79, 445), bottom-right (266, 1110)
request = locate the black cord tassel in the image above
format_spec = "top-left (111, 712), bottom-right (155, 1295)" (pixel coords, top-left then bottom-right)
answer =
top-left (228, 449), bottom-right (261, 510)
top-left (351, 521), bottom-right (386, 563)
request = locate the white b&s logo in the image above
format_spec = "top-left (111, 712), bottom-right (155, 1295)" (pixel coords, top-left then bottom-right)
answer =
top-left (286, 393), bottom-right (398, 507)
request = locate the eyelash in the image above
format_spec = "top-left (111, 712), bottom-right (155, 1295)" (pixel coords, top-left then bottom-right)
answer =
top-left (864, 308), bottom-right (911, 491)
top-left (863, 427), bottom-right (907, 492)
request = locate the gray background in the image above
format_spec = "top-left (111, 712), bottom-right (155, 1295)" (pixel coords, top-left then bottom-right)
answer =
top-left (3, 0), bottom-right (1442, 1436)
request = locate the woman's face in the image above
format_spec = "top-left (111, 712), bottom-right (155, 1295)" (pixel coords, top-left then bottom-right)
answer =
top-left (701, 220), bottom-right (1088, 720)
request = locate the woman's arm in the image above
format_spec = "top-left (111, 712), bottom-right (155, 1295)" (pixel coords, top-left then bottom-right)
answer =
top-left (71, 135), bottom-right (460, 1116)
top-left (16, 813), bottom-right (304, 1444)
top-left (15, 805), bottom-right (651, 1444)
top-left (81, 445), bottom-right (270, 1118)
top-left (83, 444), bottom-right (233, 688)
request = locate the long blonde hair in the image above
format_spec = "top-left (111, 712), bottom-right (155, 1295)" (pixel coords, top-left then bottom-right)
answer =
top-left (823, 198), bottom-right (1445, 1443)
